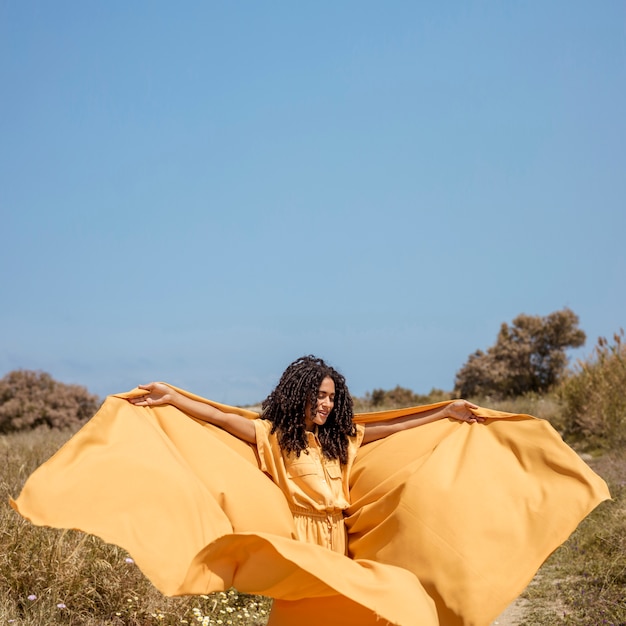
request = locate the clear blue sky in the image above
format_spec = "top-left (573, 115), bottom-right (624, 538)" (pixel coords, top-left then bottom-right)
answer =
top-left (2, 2), bottom-right (625, 404)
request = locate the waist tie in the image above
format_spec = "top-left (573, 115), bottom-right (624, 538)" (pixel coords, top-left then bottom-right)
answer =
top-left (288, 505), bottom-right (345, 520)
top-left (288, 506), bottom-right (347, 553)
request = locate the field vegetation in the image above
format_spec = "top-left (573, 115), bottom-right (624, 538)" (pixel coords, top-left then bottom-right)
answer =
top-left (1, 429), bottom-right (271, 626)
top-left (1, 314), bottom-right (624, 625)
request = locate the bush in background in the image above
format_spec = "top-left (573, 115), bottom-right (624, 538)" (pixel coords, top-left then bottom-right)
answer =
top-left (353, 386), bottom-right (451, 412)
top-left (558, 330), bottom-right (626, 451)
top-left (0, 370), bottom-right (100, 434)
top-left (455, 308), bottom-right (585, 399)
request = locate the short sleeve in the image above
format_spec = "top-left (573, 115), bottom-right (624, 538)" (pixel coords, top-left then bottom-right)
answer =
top-left (350, 424), bottom-right (365, 458)
top-left (253, 419), bottom-right (275, 474)
top-left (353, 423), bottom-right (365, 447)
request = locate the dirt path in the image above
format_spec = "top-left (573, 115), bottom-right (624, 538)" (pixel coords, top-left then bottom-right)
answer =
top-left (491, 597), bottom-right (530, 625)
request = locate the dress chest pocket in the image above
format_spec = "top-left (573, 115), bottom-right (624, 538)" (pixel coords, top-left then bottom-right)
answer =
top-left (287, 461), bottom-right (318, 478)
top-left (325, 461), bottom-right (343, 480)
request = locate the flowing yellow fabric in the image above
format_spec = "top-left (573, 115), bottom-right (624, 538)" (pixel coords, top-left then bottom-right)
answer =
top-left (11, 386), bottom-right (610, 626)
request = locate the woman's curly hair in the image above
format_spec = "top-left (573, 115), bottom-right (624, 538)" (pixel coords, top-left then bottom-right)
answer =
top-left (261, 355), bottom-right (355, 464)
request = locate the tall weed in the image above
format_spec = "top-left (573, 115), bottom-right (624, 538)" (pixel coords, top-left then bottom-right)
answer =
top-left (559, 330), bottom-right (626, 451)
top-left (469, 393), bottom-right (564, 423)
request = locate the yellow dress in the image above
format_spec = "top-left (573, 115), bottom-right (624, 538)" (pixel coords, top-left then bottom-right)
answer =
top-left (11, 386), bottom-right (610, 626)
top-left (253, 419), bottom-right (365, 554)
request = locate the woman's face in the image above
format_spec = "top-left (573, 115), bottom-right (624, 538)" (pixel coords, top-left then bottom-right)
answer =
top-left (304, 376), bottom-right (335, 431)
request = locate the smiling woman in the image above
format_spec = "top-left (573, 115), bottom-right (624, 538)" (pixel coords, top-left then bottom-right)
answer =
top-left (128, 355), bottom-right (480, 558)
top-left (304, 375), bottom-right (335, 430)
top-left (12, 355), bottom-right (609, 626)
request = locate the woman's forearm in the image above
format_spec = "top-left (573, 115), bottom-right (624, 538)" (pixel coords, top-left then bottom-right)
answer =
top-left (133, 384), bottom-right (257, 444)
top-left (167, 389), bottom-right (227, 424)
top-left (362, 401), bottom-right (480, 444)
top-left (362, 408), bottom-right (444, 444)
top-left (170, 391), bottom-right (257, 443)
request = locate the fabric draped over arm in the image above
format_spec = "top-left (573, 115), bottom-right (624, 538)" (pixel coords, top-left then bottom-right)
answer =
top-left (11, 386), bottom-right (610, 626)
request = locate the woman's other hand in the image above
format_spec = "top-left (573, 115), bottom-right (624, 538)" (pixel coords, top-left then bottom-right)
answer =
top-left (128, 382), bottom-right (174, 407)
top-left (445, 399), bottom-right (484, 423)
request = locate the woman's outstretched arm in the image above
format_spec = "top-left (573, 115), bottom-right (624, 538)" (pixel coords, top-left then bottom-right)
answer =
top-left (128, 382), bottom-right (257, 443)
top-left (362, 400), bottom-right (482, 444)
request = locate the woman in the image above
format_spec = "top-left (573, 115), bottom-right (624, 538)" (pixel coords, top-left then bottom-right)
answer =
top-left (129, 355), bottom-right (481, 555)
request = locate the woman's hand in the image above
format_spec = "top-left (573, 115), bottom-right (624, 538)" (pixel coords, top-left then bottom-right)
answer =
top-left (445, 400), bottom-right (484, 423)
top-left (128, 383), bottom-right (176, 407)
top-left (128, 383), bottom-right (257, 443)
top-left (363, 399), bottom-right (485, 443)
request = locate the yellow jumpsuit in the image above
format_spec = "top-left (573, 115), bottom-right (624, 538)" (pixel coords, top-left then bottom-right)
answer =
top-left (253, 419), bottom-right (364, 554)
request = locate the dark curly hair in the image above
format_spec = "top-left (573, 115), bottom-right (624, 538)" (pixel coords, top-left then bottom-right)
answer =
top-left (261, 355), bottom-right (355, 464)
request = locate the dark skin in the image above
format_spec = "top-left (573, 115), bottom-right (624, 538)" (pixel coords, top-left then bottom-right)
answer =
top-left (129, 378), bottom-right (482, 445)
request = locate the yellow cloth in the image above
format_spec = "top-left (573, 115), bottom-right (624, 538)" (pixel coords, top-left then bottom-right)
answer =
top-left (11, 386), bottom-right (610, 626)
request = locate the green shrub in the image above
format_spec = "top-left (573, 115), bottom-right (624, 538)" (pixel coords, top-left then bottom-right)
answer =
top-left (455, 308), bottom-right (586, 399)
top-left (353, 386), bottom-right (451, 412)
top-left (558, 330), bottom-right (626, 451)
